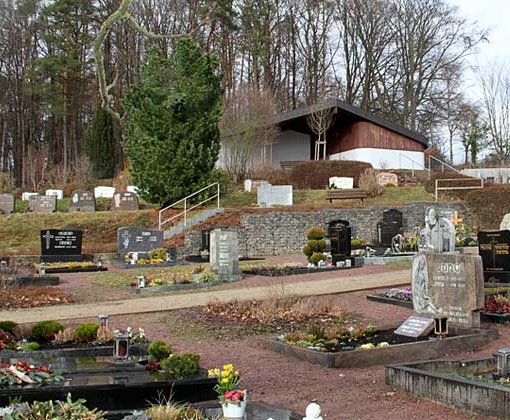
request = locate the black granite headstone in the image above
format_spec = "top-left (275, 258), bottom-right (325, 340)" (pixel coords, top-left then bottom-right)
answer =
top-left (40, 229), bottom-right (83, 262)
top-left (328, 219), bottom-right (351, 264)
top-left (377, 208), bottom-right (403, 247)
top-left (478, 230), bottom-right (510, 283)
top-left (112, 192), bottom-right (139, 211)
top-left (69, 190), bottom-right (96, 212)
top-left (0, 193), bottom-right (14, 214)
top-left (117, 227), bottom-right (164, 258)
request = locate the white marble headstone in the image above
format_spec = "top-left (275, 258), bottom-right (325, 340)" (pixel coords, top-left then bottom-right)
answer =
top-left (22, 192), bottom-right (39, 201)
top-left (45, 189), bottom-right (64, 200)
top-left (257, 184), bottom-right (293, 207)
top-left (94, 186), bottom-right (116, 198)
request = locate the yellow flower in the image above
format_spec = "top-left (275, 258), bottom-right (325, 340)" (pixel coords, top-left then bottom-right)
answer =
top-left (220, 378), bottom-right (229, 384)
top-left (223, 363), bottom-right (234, 372)
top-left (207, 369), bottom-right (215, 377)
top-left (221, 370), bottom-right (229, 378)
top-left (234, 370), bottom-right (240, 376)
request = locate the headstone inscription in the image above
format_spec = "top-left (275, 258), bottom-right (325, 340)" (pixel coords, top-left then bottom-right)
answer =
top-left (111, 192), bottom-right (139, 211)
top-left (395, 316), bottom-right (434, 338)
top-left (117, 227), bottom-right (164, 259)
top-left (209, 229), bottom-right (241, 282)
top-left (478, 230), bottom-right (510, 283)
top-left (32, 195), bottom-right (57, 213)
top-left (411, 252), bottom-right (484, 327)
top-left (40, 229), bottom-right (83, 262)
top-left (69, 190), bottom-right (96, 212)
top-left (500, 213), bottom-right (510, 231)
top-left (327, 220), bottom-right (351, 265)
top-left (0, 193), bottom-right (14, 214)
top-left (377, 209), bottom-right (403, 247)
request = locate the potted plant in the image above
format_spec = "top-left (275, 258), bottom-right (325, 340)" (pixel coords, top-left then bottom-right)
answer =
top-left (208, 363), bottom-right (246, 419)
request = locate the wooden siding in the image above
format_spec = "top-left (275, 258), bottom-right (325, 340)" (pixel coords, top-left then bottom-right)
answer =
top-left (327, 121), bottom-right (425, 155)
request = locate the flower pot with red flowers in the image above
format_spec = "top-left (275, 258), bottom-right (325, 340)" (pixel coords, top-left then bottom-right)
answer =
top-left (208, 363), bottom-right (246, 419)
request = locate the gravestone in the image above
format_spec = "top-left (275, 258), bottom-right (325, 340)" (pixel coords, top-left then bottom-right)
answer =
top-left (329, 177), bottom-right (354, 189)
top-left (127, 185), bottom-right (139, 194)
top-left (32, 195), bottom-right (57, 213)
top-left (411, 252), bottom-right (484, 327)
top-left (210, 229), bottom-right (241, 282)
top-left (21, 192), bottom-right (38, 201)
top-left (478, 230), bottom-right (510, 283)
top-left (395, 316), bottom-right (434, 338)
top-left (45, 189), bottom-right (64, 200)
top-left (0, 193), bottom-right (14, 214)
top-left (69, 190), bottom-right (96, 212)
top-left (40, 229), bottom-right (83, 262)
top-left (376, 171), bottom-right (399, 187)
top-left (500, 213), bottom-right (510, 231)
top-left (377, 209), bottom-right (403, 247)
top-left (244, 179), bottom-right (269, 193)
top-left (257, 184), bottom-right (293, 207)
top-left (327, 220), bottom-right (351, 265)
top-left (419, 207), bottom-right (456, 253)
top-left (117, 227), bottom-right (164, 259)
top-left (94, 186), bottom-right (116, 198)
top-left (112, 192), bottom-right (139, 211)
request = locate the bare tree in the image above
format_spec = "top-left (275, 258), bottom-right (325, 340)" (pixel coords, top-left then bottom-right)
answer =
top-left (306, 104), bottom-right (335, 160)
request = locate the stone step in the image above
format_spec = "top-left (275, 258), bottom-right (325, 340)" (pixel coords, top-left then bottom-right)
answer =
top-left (163, 208), bottom-right (224, 240)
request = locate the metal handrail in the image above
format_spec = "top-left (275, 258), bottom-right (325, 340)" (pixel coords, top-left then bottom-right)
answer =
top-left (435, 178), bottom-right (484, 202)
top-left (398, 153), bottom-right (425, 178)
top-left (158, 182), bottom-right (220, 230)
top-left (428, 155), bottom-right (462, 179)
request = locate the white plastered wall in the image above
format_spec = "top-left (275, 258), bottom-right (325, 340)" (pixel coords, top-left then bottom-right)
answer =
top-left (330, 148), bottom-right (425, 170)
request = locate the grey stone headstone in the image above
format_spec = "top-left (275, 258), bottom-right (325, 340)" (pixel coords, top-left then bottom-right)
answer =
top-left (112, 192), bottom-right (139, 211)
top-left (0, 193), bottom-right (14, 214)
top-left (395, 316), bottom-right (434, 338)
top-left (411, 252), bottom-right (484, 328)
top-left (257, 184), bottom-right (293, 207)
top-left (210, 229), bottom-right (241, 282)
top-left (69, 190), bottom-right (96, 212)
top-left (117, 227), bottom-right (164, 258)
top-left (32, 195), bottom-right (57, 213)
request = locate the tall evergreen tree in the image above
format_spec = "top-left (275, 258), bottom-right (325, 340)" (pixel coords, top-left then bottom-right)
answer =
top-left (85, 107), bottom-right (116, 179)
top-left (122, 39), bottom-right (222, 205)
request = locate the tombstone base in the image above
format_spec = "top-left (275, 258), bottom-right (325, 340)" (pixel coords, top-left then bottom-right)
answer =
top-left (216, 273), bottom-right (242, 282)
top-left (40, 255), bottom-right (84, 263)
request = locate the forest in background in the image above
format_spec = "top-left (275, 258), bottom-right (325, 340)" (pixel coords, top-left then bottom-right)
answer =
top-left (0, 0), bottom-right (497, 189)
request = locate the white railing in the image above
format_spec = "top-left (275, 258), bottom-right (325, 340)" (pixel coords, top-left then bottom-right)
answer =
top-left (428, 155), bottom-right (462, 178)
top-left (435, 178), bottom-right (484, 202)
top-left (158, 182), bottom-right (220, 230)
top-left (398, 154), bottom-right (426, 178)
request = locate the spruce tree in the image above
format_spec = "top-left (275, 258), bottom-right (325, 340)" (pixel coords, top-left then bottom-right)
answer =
top-left (122, 39), bottom-right (222, 205)
top-left (85, 107), bottom-right (116, 179)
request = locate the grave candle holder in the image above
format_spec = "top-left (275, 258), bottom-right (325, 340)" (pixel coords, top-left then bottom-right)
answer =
top-left (39, 262), bottom-right (46, 275)
top-left (433, 317), bottom-right (448, 338)
top-left (113, 330), bottom-right (130, 361)
top-left (494, 348), bottom-right (510, 378)
top-left (97, 258), bottom-right (103, 268)
top-left (98, 314), bottom-right (109, 328)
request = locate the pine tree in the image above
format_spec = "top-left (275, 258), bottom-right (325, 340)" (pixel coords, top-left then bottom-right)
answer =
top-left (85, 107), bottom-right (116, 179)
top-left (122, 39), bottom-right (222, 205)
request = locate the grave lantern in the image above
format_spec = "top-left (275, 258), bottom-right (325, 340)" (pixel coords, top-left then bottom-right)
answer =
top-left (494, 348), bottom-right (510, 377)
top-left (98, 314), bottom-right (109, 328)
top-left (137, 275), bottom-right (147, 288)
top-left (39, 262), bottom-right (46, 275)
top-left (433, 317), bottom-right (448, 338)
top-left (97, 258), bottom-right (103, 268)
top-left (113, 330), bottom-right (130, 361)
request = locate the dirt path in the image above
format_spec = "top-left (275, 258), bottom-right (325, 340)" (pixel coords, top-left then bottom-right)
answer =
top-left (1, 268), bottom-right (410, 323)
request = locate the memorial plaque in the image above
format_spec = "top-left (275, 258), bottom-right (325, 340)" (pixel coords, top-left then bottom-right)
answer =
top-left (112, 192), bottom-right (139, 211)
top-left (328, 220), bottom-right (351, 265)
top-left (33, 195), bottom-right (57, 213)
top-left (117, 227), bottom-right (164, 258)
top-left (478, 230), bottom-right (510, 283)
top-left (210, 229), bottom-right (241, 281)
top-left (69, 190), bottom-right (96, 213)
top-left (40, 229), bottom-right (83, 262)
top-left (377, 209), bottom-right (403, 247)
top-left (0, 193), bottom-right (14, 214)
top-left (395, 315), bottom-right (434, 338)
top-left (412, 252), bottom-right (484, 327)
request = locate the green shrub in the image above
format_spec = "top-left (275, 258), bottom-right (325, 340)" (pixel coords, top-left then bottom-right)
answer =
top-left (351, 239), bottom-right (364, 247)
top-left (0, 321), bottom-right (18, 334)
top-left (465, 185), bottom-right (510, 229)
top-left (29, 320), bottom-right (65, 343)
top-left (290, 160), bottom-right (372, 189)
top-left (160, 353), bottom-right (200, 379)
top-left (309, 252), bottom-right (324, 266)
top-left (306, 227), bottom-right (324, 240)
top-left (148, 340), bottom-right (173, 362)
top-left (74, 323), bottom-right (100, 343)
top-left (18, 341), bottom-right (40, 351)
top-left (148, 247), bottom-right (167, 261)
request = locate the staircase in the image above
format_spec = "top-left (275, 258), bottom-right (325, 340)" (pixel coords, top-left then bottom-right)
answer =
top-left (163, 207), bottom-right (224, 240)
top-left (159, 182), bottom-right (222, 240)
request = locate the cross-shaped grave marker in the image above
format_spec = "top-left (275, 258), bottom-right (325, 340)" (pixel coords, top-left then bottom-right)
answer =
top-left (451, 210), bottom-right (463, 225)
top-left (121, 230), bottom-right (131, 249)
top-left (42, 230), bottom-right (54, 250)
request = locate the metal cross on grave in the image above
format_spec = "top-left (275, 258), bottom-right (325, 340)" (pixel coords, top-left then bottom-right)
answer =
top-left (121, 231), bottom-right (131, 249)
top-left (451, 211), bottom-right (463, 225)
top-left (42, 230), bottom-right (54, 250)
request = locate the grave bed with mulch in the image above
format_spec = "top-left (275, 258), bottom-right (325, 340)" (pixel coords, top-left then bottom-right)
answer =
top-left (43, 266), bottom-right (107, 274)
top-left (0, 343), bottom-right (149, 359)
top-left (261, 327), bottom-right (498, 368)
top-left (243, 264), bottom-right (357, 277)
top-left (366, 294), bottom-right (413, 309)
top-left (1, 276), bottom-right (60, 287)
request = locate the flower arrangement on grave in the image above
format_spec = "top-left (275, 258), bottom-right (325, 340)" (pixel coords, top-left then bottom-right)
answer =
top-left (485, 294), bottom-right (510, 314)
top-left (208, 363), bottom-right (246, 407)
top-left (382, 287), bottom-right (412, 302)
top-left (0, 361), bottom-right (63, 388)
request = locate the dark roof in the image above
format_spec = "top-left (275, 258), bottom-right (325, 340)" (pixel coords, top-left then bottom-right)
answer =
top-left (275, 98), bottom-right (429, 147)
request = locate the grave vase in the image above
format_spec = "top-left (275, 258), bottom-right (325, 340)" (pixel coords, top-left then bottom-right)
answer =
top-left (221, 391), bottom-right (247, 419)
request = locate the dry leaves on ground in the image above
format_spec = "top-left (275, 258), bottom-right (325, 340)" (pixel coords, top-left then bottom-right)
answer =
top-left (0, 286), bottom-right (73, 309)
